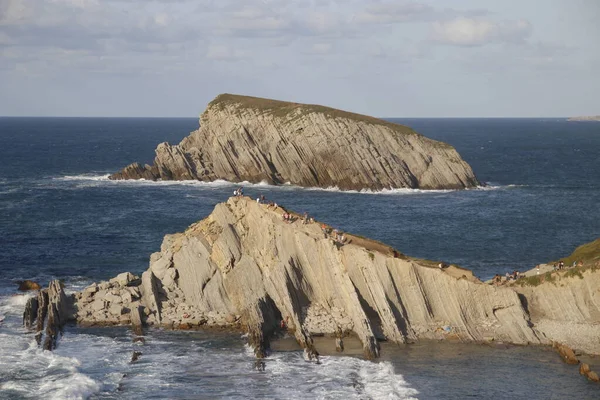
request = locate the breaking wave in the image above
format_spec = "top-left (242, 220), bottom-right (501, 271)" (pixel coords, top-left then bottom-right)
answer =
top-left (54, 174), bottom-right (519, 195)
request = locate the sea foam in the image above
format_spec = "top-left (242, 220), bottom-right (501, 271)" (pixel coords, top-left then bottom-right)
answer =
top-left (55, 174), bottom-right (514, 196)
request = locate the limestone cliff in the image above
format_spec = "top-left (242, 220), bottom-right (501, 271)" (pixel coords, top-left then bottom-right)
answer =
top-left (512, 239), bottom-right (600, 355)
top-left (109, 94), bottom-right (479, 190)
top-left (41, 197), bottom-right (553, 359)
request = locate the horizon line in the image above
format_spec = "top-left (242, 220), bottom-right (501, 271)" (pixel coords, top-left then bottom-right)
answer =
top-left (0, 115), bottom-right (574, 119)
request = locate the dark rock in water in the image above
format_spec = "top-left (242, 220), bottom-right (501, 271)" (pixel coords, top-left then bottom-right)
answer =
top-left (556, 343), bottom-right (579, 365)
top-left (254, 360), bottom-right (266, 371)
top-left (335, 337), bottom-right (344, 352)
top-left (18, 280), bottom-right (41, 291)
top-left (129, 303), bottom-right (144, 336)
top-left (22, 280), bottom-right (75, 350)
top-left (35, 290), bottom-right (49, 345)
top-left (131, 351), bottom-right (142, 363)
top-left (587, 371), bottom-right (600, 382)
top-left (23, 296), bottom-right (39, 329)
top-left (133, 336), bottom-right (145, 344)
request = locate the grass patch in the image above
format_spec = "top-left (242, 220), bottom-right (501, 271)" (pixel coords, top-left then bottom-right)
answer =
top-left (368, 252), bottom-right (375, 261)
top-left (516, 272), bottom-right (557, 287)
top-left (517, 275), bottom-right (543, 287)
top-left (545, 271), bottom-right (556, 284)
top-left (556, 238), bottom-right (600, 266)
top-left (563, 268), bottom-right (584, 280)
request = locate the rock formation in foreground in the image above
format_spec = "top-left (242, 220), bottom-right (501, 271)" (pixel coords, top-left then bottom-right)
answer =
top-left (511, 238), bottom-right (600, 356)
top-left (27, 197), bottom-right (600, 360)
top-left (109, 94), bottom-right (479, 190)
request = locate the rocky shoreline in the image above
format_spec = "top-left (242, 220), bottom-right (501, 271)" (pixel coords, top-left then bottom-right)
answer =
top-left (109, 94), bottom-right (479, 191)
top-left (22, 197), bottom-right (600, 372)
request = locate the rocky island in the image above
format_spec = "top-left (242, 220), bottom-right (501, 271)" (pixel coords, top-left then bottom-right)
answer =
top-left (24, 197), bottom-right (600, 367)
top-left (109, 94), bottom-right (479, 191)
top-left (568, 116), bottom-right (600, 122)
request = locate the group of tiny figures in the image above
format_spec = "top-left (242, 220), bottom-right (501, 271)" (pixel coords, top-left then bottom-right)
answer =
top-left (231, 188), bottom-right (344, 245)
top-left (322, 225), bottom-right (347, 245)
top-left (491, 270), bottom-right (521, 285)
top-left (282, 211), bottom-right (314, 225)
top-left (553, 260), bottom-right (581, 271)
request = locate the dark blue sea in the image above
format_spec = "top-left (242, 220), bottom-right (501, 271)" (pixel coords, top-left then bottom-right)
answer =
top-left (0, 117), bottom-right (599, 399)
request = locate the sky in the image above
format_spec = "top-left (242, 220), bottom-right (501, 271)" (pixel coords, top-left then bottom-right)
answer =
top-left (0, 0), bottom-right (599, 117)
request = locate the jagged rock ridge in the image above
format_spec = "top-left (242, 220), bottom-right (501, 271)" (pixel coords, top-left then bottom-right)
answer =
top-left (110, 94), bottom-right (480, 190)
top-left (28, 197), bottom-right (577, 359)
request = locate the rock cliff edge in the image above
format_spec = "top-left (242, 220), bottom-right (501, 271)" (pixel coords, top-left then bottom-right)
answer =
top-left (109, 94), bottom-right (479, 190)
top-left (25, 198), bottom-right (600, 359)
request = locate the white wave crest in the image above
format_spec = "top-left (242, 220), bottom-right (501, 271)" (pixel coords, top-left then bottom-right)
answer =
top-left (54, 174), bottom-right (520, 196)
top-left (58, 174), bottom-right (111, 181)
top-left (266, 353), bottom-right (419, 399)
top-left (37, 372), bottom-right (101, 400)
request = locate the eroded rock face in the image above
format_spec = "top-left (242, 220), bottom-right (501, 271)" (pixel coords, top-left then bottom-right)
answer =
top-left (23, 281), bottom-right (74, 350)
top-left (514, 272), bottom-right (600, 356)
top-left (66, 197), bottom-right (546, 358)
top-left (110, 94), bottom-right (479, 191)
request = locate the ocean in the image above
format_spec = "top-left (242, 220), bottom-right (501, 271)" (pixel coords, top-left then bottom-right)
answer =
top-left (0, 117), bottom-right (598, 399)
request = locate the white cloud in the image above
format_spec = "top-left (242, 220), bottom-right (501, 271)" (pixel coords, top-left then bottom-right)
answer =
top-left (307, 42), bottom-right (332, 54)
top-left (354, 2), bottom-right (435, 24)
top-left (431, 17), bottom-right (532, 46)
top-left (206, 44), bottom-right (247, 60)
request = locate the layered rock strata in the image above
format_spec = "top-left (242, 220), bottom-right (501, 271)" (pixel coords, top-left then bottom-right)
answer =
top-left (110, 94), bottom-right (479, 191)
top-left (28, 197), bottom-right (562, 358)
top-left (23, 281), bottom-right (73, 350)
top-left (513, 269), bottom-right (600, 356)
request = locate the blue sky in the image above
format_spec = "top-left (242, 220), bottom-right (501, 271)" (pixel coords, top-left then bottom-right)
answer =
top-left (1, 0), bottom-right (599, 117)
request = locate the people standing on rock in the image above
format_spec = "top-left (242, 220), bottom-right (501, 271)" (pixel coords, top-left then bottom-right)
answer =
top-left (283, 212), bottom-right (294, 223)
top-left (322, 224), bottom-right (328, 238)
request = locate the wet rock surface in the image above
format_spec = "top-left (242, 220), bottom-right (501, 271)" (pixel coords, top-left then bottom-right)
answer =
top-left (23, 281), bottom-right (74, 350)
top-left (17, 280), bottom-right (41, 291)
